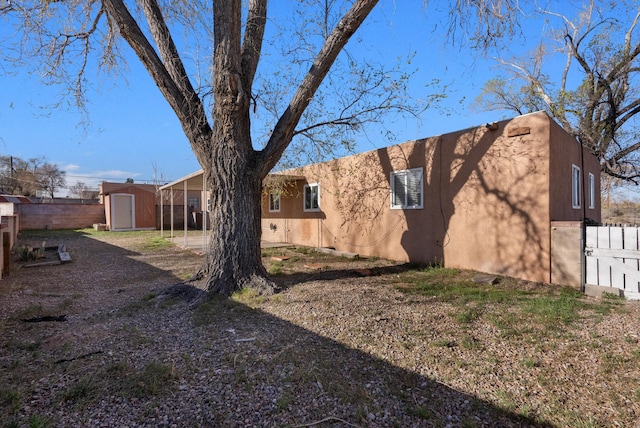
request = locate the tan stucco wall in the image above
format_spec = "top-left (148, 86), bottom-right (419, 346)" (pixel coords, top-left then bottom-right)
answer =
top-left (550, 221), bottom-right (583, 289)
top-left (548, 118), bottom-right (601, 223)
top-left (262, 178), bottom-right (324, 246)
top-left (262, 112), bottom-right (600, 283)
top-left (439, 114), bottom-right (552, 281)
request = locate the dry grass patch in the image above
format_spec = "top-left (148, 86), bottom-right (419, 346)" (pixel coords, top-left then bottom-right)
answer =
top-left (0, 230), bottom-right (639, 427)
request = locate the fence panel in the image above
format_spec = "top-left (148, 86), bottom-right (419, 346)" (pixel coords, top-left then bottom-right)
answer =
top-left (585, 227), bottom-right (600, 286)
top-left (585, 225), bottom-right (640, 299)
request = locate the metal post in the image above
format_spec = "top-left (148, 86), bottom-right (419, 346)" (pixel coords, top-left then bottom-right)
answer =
top-left (184, 180), bottom-right (188, 247)
top-left (170, 186), bottom-right (174, 240)
top-left (160, 188), bottom-right (164, 238)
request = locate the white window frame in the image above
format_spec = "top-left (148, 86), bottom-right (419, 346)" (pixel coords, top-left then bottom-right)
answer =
top-left (303, 183), bottom-right (320, 212)
top-left (390, 167), bottom-right (424, 209)
top-left (269, 192), bottom-right (281, 212)
top-left (588, 172), bottom-right (595, 209)
top-left (572, 164), bottom-right (581, 209)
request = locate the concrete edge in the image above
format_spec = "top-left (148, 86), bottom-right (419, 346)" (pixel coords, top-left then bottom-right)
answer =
top-left (316, 247), bottom-right (359, 259)
top-left (584, 283), bottom-right (624, 299)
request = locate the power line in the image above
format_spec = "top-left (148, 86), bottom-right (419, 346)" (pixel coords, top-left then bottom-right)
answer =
top-left (64, 174), bottom-right (159, 183)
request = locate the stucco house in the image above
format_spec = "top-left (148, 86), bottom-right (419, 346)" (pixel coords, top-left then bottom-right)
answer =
top-left (261, 111), bottom-right (600, 284)
top-left (161, 111), bottom-right (600, 286)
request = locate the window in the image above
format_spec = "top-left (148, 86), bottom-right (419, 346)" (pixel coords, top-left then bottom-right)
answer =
top-left (572, 164), bottom-right (581, 209)
top-left (304, 183), bottom-right (320, 212)
top-left (588, 173), bottom-right (595, 209)
top-left (188, 196), bottom-right (200, 210)
top-left (269, 192), bottom-right (281, 212)
top-left (390, 167), bottom-right (423, 209)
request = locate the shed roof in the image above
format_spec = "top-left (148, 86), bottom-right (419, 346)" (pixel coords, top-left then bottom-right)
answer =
top-left (0, 195), bottom-right (31, 204)
top-left (100, 182), bottom-right (157, 196)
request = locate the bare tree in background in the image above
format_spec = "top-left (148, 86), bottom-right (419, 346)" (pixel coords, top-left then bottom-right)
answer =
top-left (38, 163), bottom-right (66, 198)
top-left (476, 1), bottom-right (640, 182)
top-left (0, 155), bottom-right (65, 197)
top-left (68, 181), bottom-right (99, 199)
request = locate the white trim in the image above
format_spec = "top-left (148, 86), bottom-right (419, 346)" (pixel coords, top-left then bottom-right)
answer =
top-left (390, 167), bottom-right (424, 209)
top-left (588, 172), bottom-right (595, 209)
top-left (303, 183), bottom-right (321, 212)
top-left (183, 179), bottom-right (188, 246)
top-left (572, 164), bottom-right (581, 209)
top-left (269, 192), bottom-right (281, 212)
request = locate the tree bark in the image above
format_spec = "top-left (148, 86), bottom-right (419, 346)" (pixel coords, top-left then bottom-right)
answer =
top-left (104, 0), bottom-right (378, 297)
top-left (191, 0), bottom-right (378, 296)
top-left (191, 163), bottom-right (274, 297)
top-left (185, 0), bottom-right (273, 297)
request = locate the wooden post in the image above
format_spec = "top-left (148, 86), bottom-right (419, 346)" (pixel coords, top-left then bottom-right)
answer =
top-left (2, 232), bottom-right (10, 276)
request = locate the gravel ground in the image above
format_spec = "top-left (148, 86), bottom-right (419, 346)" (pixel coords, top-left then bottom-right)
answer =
top-left (1, 230), bottom-right (639, 427)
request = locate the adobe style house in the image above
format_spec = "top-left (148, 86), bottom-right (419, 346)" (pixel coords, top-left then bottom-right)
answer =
top-left (261, 111), bottom-right (601, 284)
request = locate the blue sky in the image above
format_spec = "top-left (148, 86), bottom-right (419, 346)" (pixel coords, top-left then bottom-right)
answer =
top-left (0, 1), bottom-right (568, 196)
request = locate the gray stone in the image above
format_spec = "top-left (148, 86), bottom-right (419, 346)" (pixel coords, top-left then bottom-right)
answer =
top-left (472, 274), bottom-right (499, 285)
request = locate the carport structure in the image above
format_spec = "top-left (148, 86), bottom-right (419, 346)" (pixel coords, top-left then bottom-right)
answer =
top-left (159, 169), bottom-right (209, 252)
top-left (159, 170), bottom-right (299, 253)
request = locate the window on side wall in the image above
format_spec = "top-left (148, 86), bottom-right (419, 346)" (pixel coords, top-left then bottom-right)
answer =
top-left (572, 164), bottom-right (581, 209)
top-left (390, 167), bottom-right (423, 209)
top-left (588, 173), bottom-right (595, 209)
top-left (187, 196), bottom-right (200, 210)
top-left (304, 183), bottom-right (320, 212)
top-left (269, 192), bottom-right (281, 212)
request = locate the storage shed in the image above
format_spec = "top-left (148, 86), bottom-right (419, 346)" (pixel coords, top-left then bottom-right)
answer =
top-left (99, 182), bottom-right (158, 231)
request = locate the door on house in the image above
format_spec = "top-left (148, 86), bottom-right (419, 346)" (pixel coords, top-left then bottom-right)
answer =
top-left (111, 194), bottom-right (135, 231)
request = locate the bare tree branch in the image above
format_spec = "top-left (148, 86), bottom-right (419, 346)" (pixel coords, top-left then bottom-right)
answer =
top-left (241, 0), bottom-right (267, 94)
top-left (257, 0), bottom-right (379, 177)
top-left (139, 0), bottom-right (197, 100)
top-left (103, 0), bottom-right (211, 144)
top-left (477, 1), bottom-right (640, 181)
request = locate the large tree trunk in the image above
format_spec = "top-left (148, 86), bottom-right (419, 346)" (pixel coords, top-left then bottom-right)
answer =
top-left (191, 145), bottom-right (276, 297)
top-left (189, 130), bottom-right (275, 296)
top-left (183, 0), bottom-right (276, 297)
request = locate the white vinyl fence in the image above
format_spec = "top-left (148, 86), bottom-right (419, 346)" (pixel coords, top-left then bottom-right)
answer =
top-left (585, 225), bottom-right (640, 300)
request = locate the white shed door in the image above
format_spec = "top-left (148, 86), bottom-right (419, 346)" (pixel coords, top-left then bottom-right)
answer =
top-left (111, 194), bottom-right (134, 230)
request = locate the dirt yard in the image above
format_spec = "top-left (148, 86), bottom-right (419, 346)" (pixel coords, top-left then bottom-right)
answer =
top-left (1, 229), bottom-right (639, 427)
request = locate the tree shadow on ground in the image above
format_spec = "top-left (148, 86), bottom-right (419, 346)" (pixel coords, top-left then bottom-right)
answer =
top-left (0, 230), bottom-right (554, 427)
top-left (268, 262), bottom-right (427, 290)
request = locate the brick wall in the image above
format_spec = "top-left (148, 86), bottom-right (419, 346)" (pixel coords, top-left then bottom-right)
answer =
top-left (17, 203), bottom-right (106, 230)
